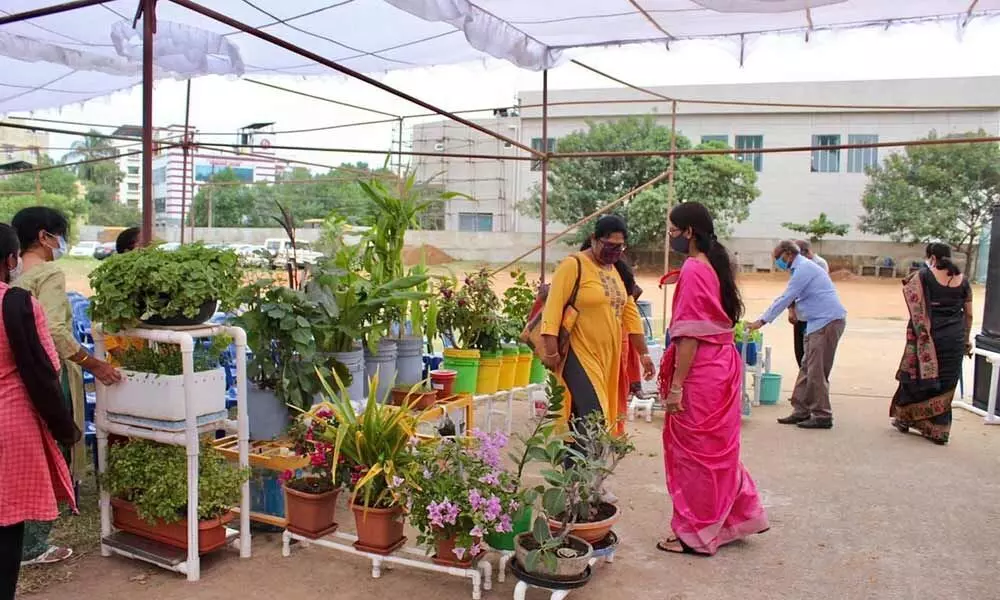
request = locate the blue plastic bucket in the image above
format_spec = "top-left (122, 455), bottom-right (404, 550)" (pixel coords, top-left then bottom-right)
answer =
top-left (760, 373), bottom-right (781, 405)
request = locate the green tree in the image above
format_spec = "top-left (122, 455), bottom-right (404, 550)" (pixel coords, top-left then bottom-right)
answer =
top-left (191, 169), bottom-right (272, 227)
top-left (0, 192), bottom-right (89, 228)
top-left (0, 155), bottom-right (89, 229)
top-left (781, 212), bottom-right (850, 249)
top-left (88, 201), bottom-right (141, 227)
top-left (860, 130), bottom-right (1000, 274)
top-left (64, 131), bottom-right (121, 185)
top-left (525, 117), bottom-right (759, 248)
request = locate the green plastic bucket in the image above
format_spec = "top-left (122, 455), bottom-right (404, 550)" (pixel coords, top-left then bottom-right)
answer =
top-left (484, 509), bottom-right (532, 551)
top-left (760, 373), bottom-right (781, 405)
top-left (529, 356), bottom-right (547, 384)
top-left (443, 348), bottom-right (481, 395)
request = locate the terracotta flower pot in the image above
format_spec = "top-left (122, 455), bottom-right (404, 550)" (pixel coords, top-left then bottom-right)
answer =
top-left (351, 503), bottom-right (405, 555)
top-left (389, 387), bottom-right (438, 410)
top-left (548, 502), bottom-right (619, 545)
top-left (284, 484), bottom-right (340, 538)
top-left (111, 498), bottom-right (233, 554)
top-left (433, 533), bottom-right (482, 568)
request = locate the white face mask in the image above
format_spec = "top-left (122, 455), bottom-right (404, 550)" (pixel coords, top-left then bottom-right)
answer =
top-left (9, 256), bottom-right (22, 281)
top-left (925, 259), bottom-right (934, 269)
top-left (43, 233), bottom-right (67, 261)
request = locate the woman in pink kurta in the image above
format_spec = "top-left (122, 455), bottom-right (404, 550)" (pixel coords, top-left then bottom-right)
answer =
top-left (0, 223), bottom-right (77, 598)
top-left (656, 202), bottom-right (768, 556)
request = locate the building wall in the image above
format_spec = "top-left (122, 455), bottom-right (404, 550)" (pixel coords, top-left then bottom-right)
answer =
top-left (410, 77), bottom-right (1000, 245)
top-left (0, 124), bottom-right (49, 166)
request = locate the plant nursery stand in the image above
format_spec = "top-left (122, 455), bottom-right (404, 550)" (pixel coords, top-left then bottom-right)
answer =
top-left (476, 383), bottom-right (545, 434)
top-left (509, 531), bottom-right (618, 600)
top-left (282, 529), bottom-right (493, 600)
top-left (93, 324), bottom-right (251, 582)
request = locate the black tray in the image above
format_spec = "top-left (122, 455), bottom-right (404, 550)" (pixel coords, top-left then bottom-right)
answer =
top-left (510, 559), bottom-right (592, 590)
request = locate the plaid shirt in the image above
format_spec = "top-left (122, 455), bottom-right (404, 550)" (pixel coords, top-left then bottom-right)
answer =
top-left (0, 283), bottom-right (76, 526)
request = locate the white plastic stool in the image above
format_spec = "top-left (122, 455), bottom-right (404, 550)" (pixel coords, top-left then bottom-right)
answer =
top-left (628, 395), bottom-right (655, 423)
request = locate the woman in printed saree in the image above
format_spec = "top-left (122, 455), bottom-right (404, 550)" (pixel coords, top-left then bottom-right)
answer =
top-left (540, 215), bottom-right (654, 434)
top-left (656, 202), bottom-right (769, 556)
top-left (891, 243), bottom-right (972, 445)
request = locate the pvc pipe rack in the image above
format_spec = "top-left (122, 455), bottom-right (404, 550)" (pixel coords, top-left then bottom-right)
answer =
top-left (474, 383), bottom-right (545, 434)
top-left (93, 324), bottom-right (251, 581)
top-left (953, 346), bottom-right (1000, 425)
top-left (282, 530), bottom-right (492, 599)
top-left (511, 539), bottom-right (617, 600)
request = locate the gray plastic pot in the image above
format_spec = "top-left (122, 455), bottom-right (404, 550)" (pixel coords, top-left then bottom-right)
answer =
top-left (247, 383), bottom-right (289, 441)
top-left (394, 336), bottom-right (425, 387)
top-left (329, 347), bottom-right (365, 405)
top-left (364, 338), bottom-right (398, 403)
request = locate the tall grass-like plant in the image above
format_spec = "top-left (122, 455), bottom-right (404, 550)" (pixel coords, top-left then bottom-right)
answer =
top-left (313, 370), bottom-right (419, 509)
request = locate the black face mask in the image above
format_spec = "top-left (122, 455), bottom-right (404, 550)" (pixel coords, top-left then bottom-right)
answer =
top-left (669, 234), bottom-right (690, 254)
top-left (598, 245), bottom-right (624, 265)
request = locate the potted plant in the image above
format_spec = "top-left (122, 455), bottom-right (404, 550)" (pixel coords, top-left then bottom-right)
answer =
top-left (502, 268), bottom-right (539, 387)
top-left (389, 380), bottom-right (438, 410)
top-left (234, 279), bottom-right (334, 439)
top-left (102, 338), bottom-right (229, 427)
top-left (280, 403), bottom-right (352, 538)
top-left (403, 430), bottom-right (522, 567)
top-left (312, 371), bottom-right (418, 554)
top-left (308, 241), bottom-right (427, 404)
top-left (89, 243), bottom-right (243, 332)
top-left (436, 269), bottom-right (506, 395)
top-left (394, 258), bottom-right (439, 387)
top-left (103, 439), bottom-right (249, 553)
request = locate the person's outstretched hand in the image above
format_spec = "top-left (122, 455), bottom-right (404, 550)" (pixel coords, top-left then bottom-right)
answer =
top-left (641, 353), bottom-right (655, 380)
top-left (747, 320), bottom-right (765, 331)
top-left (90, 359), bottom-right (122, 386)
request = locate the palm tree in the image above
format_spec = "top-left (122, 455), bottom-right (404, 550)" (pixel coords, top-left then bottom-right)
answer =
top-left (63, 131), bottom-right (120, 185)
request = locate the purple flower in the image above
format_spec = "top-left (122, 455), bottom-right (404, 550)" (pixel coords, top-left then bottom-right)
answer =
top-left (443, 500), bottom-right (460, 525)
top-left (472, 429), bottom-right (507, 470)
top-left (390, 475), bottom-right (405, 489)
top-left (453, 546), bottom-right (467, 560)
top-left (508, 499), bottom-right (520, 512)
top-left (468, 489), bottom-right (485, 511)
top-left (484, 495), bottom-right (502, 522)
top-left (469, 526), bottom-right (484, 538)
top-left (478, 472), bottom-right (500, 487)
top-left (423, 467), bottom-right (433, 479)
top-left (470, 542), bottom-right (483, 557)
top-left (427, 501), bottom-right (445, 529)
top-left (497, 514), bottom-right (513, 533)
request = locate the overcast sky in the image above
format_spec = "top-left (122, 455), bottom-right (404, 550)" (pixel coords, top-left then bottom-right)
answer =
top-left (20, 16), bottom-right (1000, 170)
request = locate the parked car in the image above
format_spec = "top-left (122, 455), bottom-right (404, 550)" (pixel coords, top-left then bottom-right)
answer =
top-left (263, 238), bottom-right (323, 269)
top-left (69, 241), bottom-right (99, 257)
top-left (157, 242), bottom-right (181, 252)
top-left (230, 244), bottom-right (270, 268)
top-left (94, 242), bottom-right (116, 260)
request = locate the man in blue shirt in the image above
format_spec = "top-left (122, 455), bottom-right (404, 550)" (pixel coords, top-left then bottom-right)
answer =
top-left (749, 240), bottom-right (847, 429)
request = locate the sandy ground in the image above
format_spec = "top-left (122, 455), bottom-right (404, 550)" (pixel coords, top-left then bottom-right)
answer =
top-left (30, 262), bottom-right (1000, 600)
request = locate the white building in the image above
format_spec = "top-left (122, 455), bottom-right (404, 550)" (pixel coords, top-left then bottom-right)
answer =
top-left (0, 123), bottom-right (49, 172)
top-left (114, 123), bottom-right (286, 226)
top-left (411, 76), bottom-right (1000, 256)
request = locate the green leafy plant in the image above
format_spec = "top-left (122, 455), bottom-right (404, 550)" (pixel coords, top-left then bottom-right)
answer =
top-left (89, 243), bottom-right (243, 332)
top-left (436, 268), bottom-right (505, 352)
top-left (733, 320), bottom-right (764, 345)
top-left (281, 402), bottom-right (352, 494)
top-left (313, 370), bottom-right (419, 509)
top-left (103, 439), bottom-right (249, 524)
top-left (234, 278), bottom-right (337, 412)
top-left (405, 255), bottom-right (439, 351)
top-left (403, 431), bottom-right (522, 562)
top-left (782, 212), bottom-right (850, 244)
top-left (501, 268), bottom-right (537, 342)
top-left (115, 337), bottom-right (230, 375)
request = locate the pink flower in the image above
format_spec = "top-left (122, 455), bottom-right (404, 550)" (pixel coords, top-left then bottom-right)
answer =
top-left (484, 495), bottom-right (502, 522)
top-left (452, 546), bottom-right (467, 560)
top-left (470, 542), bottom-right (483, 557)
top-left (469, 526), bottom-right (484, 538)
top-left (497, 514), bottom-right (513, 533)
top-left (279, 469), bottom-right (294, 483)
top-left (315, 407), bottom-right (332, 419)
top-left (468, 489), bottom-right (485, 511)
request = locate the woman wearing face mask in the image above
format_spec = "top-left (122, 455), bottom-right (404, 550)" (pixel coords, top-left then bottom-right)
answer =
top-left (540, 215), bottom-right (654, 436)
top-left (11, 207), bottom-right (121, 566)
top-left (0, 223), bottom-right (78, 598)
top-left (656, 202), bottom-right (768, 556)
top-left (890, 243), bottom-right (973, 445)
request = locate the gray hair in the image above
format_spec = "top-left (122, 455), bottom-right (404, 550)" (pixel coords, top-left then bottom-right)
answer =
top-left (775, 240), bottom-right (801, 257)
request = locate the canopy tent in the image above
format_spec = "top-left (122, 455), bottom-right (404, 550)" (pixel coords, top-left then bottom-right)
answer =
top-left (2, 0), bottom-right (1000, 114)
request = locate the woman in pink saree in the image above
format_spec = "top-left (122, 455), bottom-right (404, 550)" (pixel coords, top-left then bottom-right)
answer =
top-left (656, 202), bottom-right (769, 556)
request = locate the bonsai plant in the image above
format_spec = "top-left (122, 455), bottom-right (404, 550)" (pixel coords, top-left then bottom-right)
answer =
top-left (280, 402), bottom-right (352, 538)
top-left (234, 279), bottom-right (336, 438)
top-left (312, 370), bottom-right (419, 554)
top-left (103, 338), bottom-right (230, 427)
top-left (103, 439), bottom-right (249, 553)
top-left (89, 243), bottom-right (243, 332)
top-left (403, 430), bottom-right (522, 567)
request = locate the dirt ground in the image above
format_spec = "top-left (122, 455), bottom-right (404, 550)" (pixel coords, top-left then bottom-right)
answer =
top-left (29, 262), bottom-right (1000, 600)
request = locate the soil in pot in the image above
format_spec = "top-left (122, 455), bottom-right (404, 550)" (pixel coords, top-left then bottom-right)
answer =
top-left (514, 532), bottom-right (593, 581)
top-left (351, 503), bottom-right (405, 555)
top-left (284, 480), bottom-right (340, 539)
top-left (111, 498), bottom-right (233, 554)
top-left (141, 298), bottom-right (219, 327)
top-left (433, 534), bottom-right (482, 568)
top-left (549, 502), bottom-right (619, 545)
top-left (389, 386), bottom-right (438, 410)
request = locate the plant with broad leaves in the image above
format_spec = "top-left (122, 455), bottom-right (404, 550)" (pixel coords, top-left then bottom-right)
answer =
top-left (501, 268), bottom-right (537, 342)
top-left (436, 268), bottom-right (505, 352)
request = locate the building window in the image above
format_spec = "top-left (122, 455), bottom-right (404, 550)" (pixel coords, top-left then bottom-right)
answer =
top-left (3, 144), bottom-right (14, 159)
top-left (127, 183), bottom-right (139, 192)
top-left (847, 134), bottom-right (878, 173)
top-left (735, 135), bottom-right (763, 172)
top-left (701, 135), bottom-right (729, 145)
top-left (458, 212), bottom-right (494, 232)
top-left (811, 135), bottom-right (841, 173)
top-left (127, 166), bottom-right (139, 175)
top-left (152, 166), bottom-right (167, 184)
top-left (530, 137), bottom-right (555, 171)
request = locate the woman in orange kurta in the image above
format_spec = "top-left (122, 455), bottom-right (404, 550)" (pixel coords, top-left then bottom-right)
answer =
top-left (540, 216), bottom-right (654, 432)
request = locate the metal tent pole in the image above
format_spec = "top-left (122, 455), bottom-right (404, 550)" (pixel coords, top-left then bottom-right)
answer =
top-left (179, 80), bottom-right (192, 244)
top-left (540, 69), bottom-right (549, 284)
top-left (661, 100), bottom-right (677, 330)
top-left (140, 0), bottom-right (157, 245)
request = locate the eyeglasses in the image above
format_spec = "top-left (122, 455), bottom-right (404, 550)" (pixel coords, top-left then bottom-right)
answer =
top-left (598, 239), bottom-right (626, 252)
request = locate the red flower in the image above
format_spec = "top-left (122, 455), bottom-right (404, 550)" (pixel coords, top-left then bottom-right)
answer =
top-left (279, 469), bottom-right (294, 483)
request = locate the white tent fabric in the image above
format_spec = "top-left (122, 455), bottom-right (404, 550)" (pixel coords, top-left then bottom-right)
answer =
top-left (2, 0), bottom-right (999, 114)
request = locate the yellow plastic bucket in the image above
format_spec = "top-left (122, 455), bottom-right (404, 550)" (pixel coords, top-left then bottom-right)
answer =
top-left (475, 351), bottom-right (503, 395)
top-left (497, 345), bottom-right (519, 391)
top-left (514, 344), bottom-right (533, 387)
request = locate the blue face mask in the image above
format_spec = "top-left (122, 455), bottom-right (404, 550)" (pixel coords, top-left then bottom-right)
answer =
top-left (775, 256), bottom-right (789, 271)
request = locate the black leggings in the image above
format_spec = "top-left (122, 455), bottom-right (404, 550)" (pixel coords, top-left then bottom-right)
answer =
top-left (562, 348), bottom-right (603, 467)
top-left (0, 522), bottom-right (25, 600)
